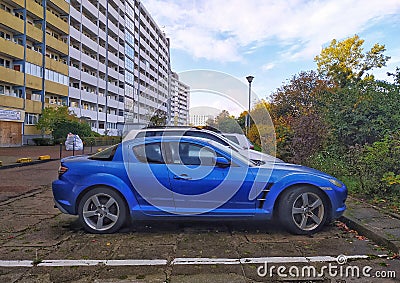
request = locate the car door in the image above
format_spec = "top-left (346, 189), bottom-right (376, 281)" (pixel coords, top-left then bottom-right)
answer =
top-left (166, 141), bottom-right (256, 216)
top-left (128, 141), bottom-right (175, 215)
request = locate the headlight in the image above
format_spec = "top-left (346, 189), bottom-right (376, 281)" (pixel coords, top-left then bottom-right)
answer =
top-left (329, 179), bottom-right (343, 188)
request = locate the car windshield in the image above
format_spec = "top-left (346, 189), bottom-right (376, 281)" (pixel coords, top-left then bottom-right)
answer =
top-left (206, 140), bottom-right (255, 167)
top-left (88, 144), bottom-right (119, 160)
top-left (224, 135), bottom-right (240, 144)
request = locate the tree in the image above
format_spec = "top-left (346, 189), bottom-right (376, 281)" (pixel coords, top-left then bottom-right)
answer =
top-left (270, 71), bottom-right (334, 118)
top-left (315, 35), bottom-right (390, 86)
top-left (205, 117), bottom-right (216, 128)
top-left (36, 106), bottom-right (78, 137)
top-left (214, 110), bottom-right (242, 133)
top-left (236, 111), bottom-right (246, 132)
top-left (323, 80), bottom-right (400, 146)
top-left (149, 109), bottom-right (167, 126)
top-left (387, 67), bottom-right (400, 85)
top-left (52, 120), bottom-right (92, 140)
top-left (268, 71), bottom-right (333, 162)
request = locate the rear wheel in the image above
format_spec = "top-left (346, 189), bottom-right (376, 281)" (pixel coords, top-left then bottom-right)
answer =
top-left (278, 186), bottom-right (328, 235)
top-left (78, 187), bottom-right (127, 234)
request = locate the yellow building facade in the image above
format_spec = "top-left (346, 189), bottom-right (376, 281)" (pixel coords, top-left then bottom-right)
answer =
top-left (0, 0), bottom-right (69, 146)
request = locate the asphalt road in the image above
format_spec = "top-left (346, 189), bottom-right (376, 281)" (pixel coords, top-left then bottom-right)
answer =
top-left (0, 162), bottom-right (399, 282)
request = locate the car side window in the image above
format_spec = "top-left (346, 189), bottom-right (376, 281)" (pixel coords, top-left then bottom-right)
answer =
top-left (184, 131), bottom-right (230, 146)
top-left (133, 142), bottom-right (164, 164)
top-left (171, 142), bottom-right (218, 166)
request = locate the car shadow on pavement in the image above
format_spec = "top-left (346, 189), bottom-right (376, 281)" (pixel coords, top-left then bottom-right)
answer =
top-left (65, 217), bottom-right (335, 236)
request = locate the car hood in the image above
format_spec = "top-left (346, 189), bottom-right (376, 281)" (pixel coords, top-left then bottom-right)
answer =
top-left (238, 149), bottom-right (283, 163)
top-left (253, 161), bottom-right (334, 180)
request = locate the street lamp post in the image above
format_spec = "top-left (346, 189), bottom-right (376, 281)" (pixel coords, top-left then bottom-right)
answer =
top-left (246, 75), bottom-right (254, 136)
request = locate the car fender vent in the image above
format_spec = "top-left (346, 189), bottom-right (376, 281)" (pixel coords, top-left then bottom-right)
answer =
top-left (257, 183), bottom-right (273, 209)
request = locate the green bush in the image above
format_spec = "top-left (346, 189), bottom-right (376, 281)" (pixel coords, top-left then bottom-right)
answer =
top-left (32, 138), bottom-right (53, 146)
top-left (52, 120), bottom-right (92, 140)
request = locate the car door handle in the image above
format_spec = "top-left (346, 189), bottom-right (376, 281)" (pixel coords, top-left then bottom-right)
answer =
top-left (173, 174), bottom-right (192, 180)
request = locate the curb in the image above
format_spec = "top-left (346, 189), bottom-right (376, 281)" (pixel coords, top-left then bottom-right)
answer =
top-left (0, 159), bottom-right (58, 170)
top-left (340, 215), bottom-right (399, 254)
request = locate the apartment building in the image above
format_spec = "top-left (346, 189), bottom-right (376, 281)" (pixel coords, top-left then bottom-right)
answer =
top-left (124, 0), bottom-right (170, 129)
top-left (0, 0), bottom-right (69, 146)
top-left (68, 0), bottom-right (171, 135)
top-left (170, 72), bottom-right (189, 126)
top-left (189, 106), bottom-right (220, 126)
top-left (0, 0), bottom-right (173, 146)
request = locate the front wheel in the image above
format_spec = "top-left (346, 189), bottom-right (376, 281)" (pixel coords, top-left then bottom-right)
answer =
top-left (278, 186), bottom-right (328, 235)
top-left (78, 187), bottom-right (127, 234)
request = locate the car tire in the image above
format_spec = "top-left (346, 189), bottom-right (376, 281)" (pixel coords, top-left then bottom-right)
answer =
top-left (278, 186), bottom-right (328, 235)
top-left (78, 187), bottom-right (127, 234)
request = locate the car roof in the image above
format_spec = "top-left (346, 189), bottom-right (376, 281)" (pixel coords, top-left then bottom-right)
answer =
top-left (124, 136), bottom-right (226, 150)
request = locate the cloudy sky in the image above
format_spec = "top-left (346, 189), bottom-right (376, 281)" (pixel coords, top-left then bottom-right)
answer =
top-left (142, 0), bottom-right (400, 115)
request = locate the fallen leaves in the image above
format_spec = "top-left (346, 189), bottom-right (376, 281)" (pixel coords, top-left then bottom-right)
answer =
top-left (335, 221), bottom-right (367, 241)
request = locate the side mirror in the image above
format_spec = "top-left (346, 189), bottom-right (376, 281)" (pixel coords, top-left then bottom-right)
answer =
top-left (215, 156), bottom-right (230, 168)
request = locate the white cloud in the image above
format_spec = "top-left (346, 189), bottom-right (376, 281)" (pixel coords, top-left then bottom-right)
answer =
top-left (261, 63), bottom-right (275, 71)
top-left (142, 0), bottom-right (400, 63)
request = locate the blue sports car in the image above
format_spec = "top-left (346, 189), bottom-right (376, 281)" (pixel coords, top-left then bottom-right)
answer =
top-left (52, 136), bottom-right (347, 235)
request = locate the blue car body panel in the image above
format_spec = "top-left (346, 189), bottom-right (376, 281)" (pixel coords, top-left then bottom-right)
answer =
top-left (52, 137), bottom-right (347, 223)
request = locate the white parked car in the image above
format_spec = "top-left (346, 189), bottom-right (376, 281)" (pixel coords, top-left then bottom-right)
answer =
top-left (124, 127), bottom-right (282, 164)
top-left (223, 133), bottom-right (254, 149)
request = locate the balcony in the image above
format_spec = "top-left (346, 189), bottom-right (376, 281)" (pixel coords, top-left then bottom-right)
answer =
top-left (81, 53), bottom-right (98, 70)
top-left (70, 6), bottom-right (81, 21)
top-left (46, 58), bottom-right (68, 75)
top-left (108, 36), bottom-right (119, 50)
top-left (82, 0), bottom-right (98, 19)
top-left (107, 98), bottom-right (119, 109)
top-left (68, 87), bottom-right (80, 99)
top-left (0, 9), bottom-right (24, 34)
top-left (46, 35), bottom-right (68, 55)
top-left (82, 16), bottom-right (98, 37)
top-left (69, 26), bottom-right (81, 41)
top-left (108, 67), bottom-right (119, 81)
top-left (25, 99), bottom-right (42, 114)
top-left (0, 66), bottom-right (24, 85)
top-left (69, 45), bottom-right (81, 61)
top-left (46, 11), bottom-right (69, 35)
top-left (81, 33), bottom-right (98, 53)
top-left (81, 91), bottom-right (98, 104)
top-left (108, 82), bottom-right (119, 94)
top-left (26, 49), bottom-right (43, 66)
top-left (26, 24), bottom-right (43, 42)
top-left (45, 80), bottom-right (68, 96)
top-left (0, 95), bottom-right (24, 109)
top-left (98, 95), bottom-right (106, 106)
top-left (108, 5), bottom-right (119, 22)
top-left (69, 66), bottom-right (80, 80)
top-left (26, 74), bottom-right (42, 90)
top-left (80, 108), bottom-right (98, 120)
top-left (13, 0), bottom-right (24, 8)
top-left (108, 20), bottom-right (119, 37)
top-left (81, 72), bottom-right (98, 86)
top-left (0, 38), bottom-right (24, 60)
top-left (48, 0), bottom-right (70, 14)
top-left (26, 0), bottom-right (44, 19)
top-left (108, 52), bottom-right (119, 66)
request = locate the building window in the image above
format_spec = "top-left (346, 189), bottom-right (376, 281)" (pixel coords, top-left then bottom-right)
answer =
top-left (0, 58), bottom-right (12, 69)
top-left (25, 113), bottom-right (39, 125)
